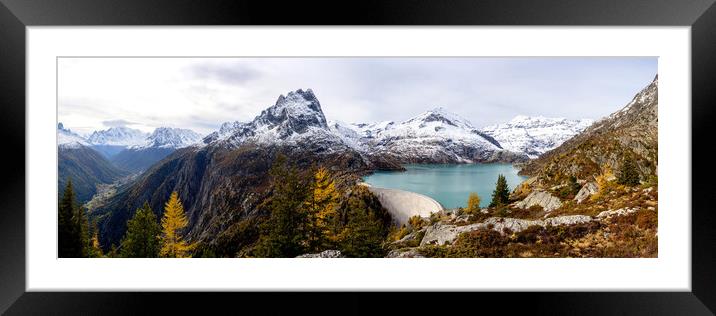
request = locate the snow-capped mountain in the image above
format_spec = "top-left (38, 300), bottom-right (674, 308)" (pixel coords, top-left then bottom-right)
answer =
top-left (481, 116), bottom-right (593, 158)
top-left (58, 122), bottom-right (89, 148)
top-left (205, 89), bottom-right (349, 151)
top-left (206, 90), bottom-right (526, 164)
top-left (136, 127), bottom-right (203, 149)
top-left (112, 127), bottom-right (203, 173)
top-left (330, 107), bottom-right (525, 163)
top-left (87, 127), bottom-right (149, 147)
top-left (203, 121), bottom-right (246, 143)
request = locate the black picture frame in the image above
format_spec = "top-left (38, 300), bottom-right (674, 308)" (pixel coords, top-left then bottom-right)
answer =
top-left (1, 0), bottom-right (714, 314)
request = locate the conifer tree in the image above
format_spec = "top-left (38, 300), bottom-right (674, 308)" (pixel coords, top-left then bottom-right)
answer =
top-left (617, 155), bottom-right (640, 186)
top-left (88, 220), bottom-right (104, 258)
top-left (76, 206), bottom-right (89, 257)
top-left (160, 192), bottom-right (195, 258)
top-left (256, 155), bottom-right (310, 257)
top-left (339, 207), bottom-right (385, 258)
top-left (466, 192), bottom-right (481, 214)
top-left (121, 202), bottom-right (162, 258)
top-left (489, 174), bottom-right (510, 207)
top-left (337, 185), bottom-right (390, 258)
top-left (59, 179), bottom-right (83, 257)
top-left (306, 167), bottom-right (340, 250)
top-left (568, 176), bottom-right (581, 195)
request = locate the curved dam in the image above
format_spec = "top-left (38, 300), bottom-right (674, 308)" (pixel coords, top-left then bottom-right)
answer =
top-left (360, 183), bottom-right (443, 226)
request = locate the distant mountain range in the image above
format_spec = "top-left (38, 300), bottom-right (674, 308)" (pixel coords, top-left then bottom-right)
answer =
top-left (86, 88), bottom-right (596, 248)
top-left (482, 116), bottom-right (593, 159)
top-left (57, 123), bottom-right (203, 202)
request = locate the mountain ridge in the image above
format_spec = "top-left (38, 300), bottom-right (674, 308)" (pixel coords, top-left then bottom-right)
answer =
top-left (519, 75), bottom-right (658, 187)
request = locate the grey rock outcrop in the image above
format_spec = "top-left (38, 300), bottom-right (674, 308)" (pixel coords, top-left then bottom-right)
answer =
top-left (483, 217), bottom-right (542, 233)
top-left (296, 250), bottom-right (345, 258)
top-left (543, 215), bottom-right (593, 226)
top-left (420, 214), bottom-right (595, 246)
top-left (386, 248), bottom-right (425, 258)
top-left (420, 223), bottom-right (485, 246)
top-left (515, 190), bottom-right (562, 212)
top-left (574, 182), bottom-right (599, 203)
top-left (596, 208), bottom-right (637, 219)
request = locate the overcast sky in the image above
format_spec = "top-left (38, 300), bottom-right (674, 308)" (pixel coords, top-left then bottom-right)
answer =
top-left (58, 57), bottom-right (657, 135)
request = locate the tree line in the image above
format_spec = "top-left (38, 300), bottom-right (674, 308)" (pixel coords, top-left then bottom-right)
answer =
top-left (250, 154), bottom-right (392, 258)
top-left (58, 180), bottom-right (194, 258)
top-left (59, 154), bottom-right (393, 258)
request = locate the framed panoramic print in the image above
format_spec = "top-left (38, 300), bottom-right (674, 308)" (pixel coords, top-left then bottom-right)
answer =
top-left (1, 0), bottom-right (715, 314)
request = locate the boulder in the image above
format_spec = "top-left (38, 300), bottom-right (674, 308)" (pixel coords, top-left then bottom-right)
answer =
top-left (574, 182), bottom-right (599, 203)
top-left (296, 250), bottom-right (345, 258)
top-left (420, 223), bottom-right (484, 246)
top-left (515, 190), bottom-right (562, 212)
top-left (393, 228), bottom-right (426, 244)
top-left (386, 248), bottom-right (425, 258)
top-left (483, 217), bottom-right (543, 233)
top-left (544, 215), bottom-right (592, 226)
top-left (596, 208), bottom-right (637, 219)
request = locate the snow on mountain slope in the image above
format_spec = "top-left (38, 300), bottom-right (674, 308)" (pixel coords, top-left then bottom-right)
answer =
top-left (87, 127), bottom-right (149, 147)
top-left (367, 107), bottom-right (524, 163)
top-left (207, 89), bottom-right (350, 151)
top-left (137, 127), bottom-right (203, 149)
top-left (58, 122), bottom-right (89, 148)
top-left (481, 116), bottom-right (593, 158)
top-left (204, 90), bottom-right (527, 163)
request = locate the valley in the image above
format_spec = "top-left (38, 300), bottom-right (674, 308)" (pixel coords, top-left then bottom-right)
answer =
top-left (57, 75), bottom-right (658, 259)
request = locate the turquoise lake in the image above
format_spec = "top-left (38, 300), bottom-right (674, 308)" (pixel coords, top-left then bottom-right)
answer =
top-left (363, 164), bottom-right (527, 208)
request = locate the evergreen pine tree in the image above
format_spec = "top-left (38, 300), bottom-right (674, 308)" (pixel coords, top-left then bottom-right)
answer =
top-left (160, 192), bottom-right (195, 258)
top-left (617, 155), bottom-right (640, 186)
top-left (489, 174), bottom-right (511, 207)
top-left (76, 206), bottom-right (89, 257)
top-left (337, 185), bottom-right (390, 258)
top-left (121, 202), bottom-right (162, 258)
top-left (256, 155), bottom-right (310, 257)
top-left (568, 176), bottom-right (581, 195)
top-left (339, 205), bottom-right (385, 258)
top-left (58, 179), bottom-right (83, 257)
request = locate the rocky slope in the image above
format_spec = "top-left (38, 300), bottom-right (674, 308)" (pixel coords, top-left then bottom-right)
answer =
top-left (481, 116), bottom-right (593, 158)
top-left (519, 75), bottom-right (658, 187)
top-left (93, 89), bottom-right (381, 248)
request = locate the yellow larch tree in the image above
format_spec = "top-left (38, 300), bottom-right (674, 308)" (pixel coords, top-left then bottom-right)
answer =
top-left (159, 191), bottom-right (195, 258)
top-left (308, 167), bottom-right (340, 248)
top-left (466, 192), bottom-right (481, 214)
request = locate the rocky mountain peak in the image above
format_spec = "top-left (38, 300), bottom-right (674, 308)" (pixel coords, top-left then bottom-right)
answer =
top-left (58, 122), bottom-right (89, 147)
top-left (252, 88), bottom-right (329, 138)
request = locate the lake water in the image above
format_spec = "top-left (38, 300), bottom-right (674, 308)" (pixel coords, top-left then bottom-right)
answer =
top-left (363, 164), bottom-right (527, 208)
